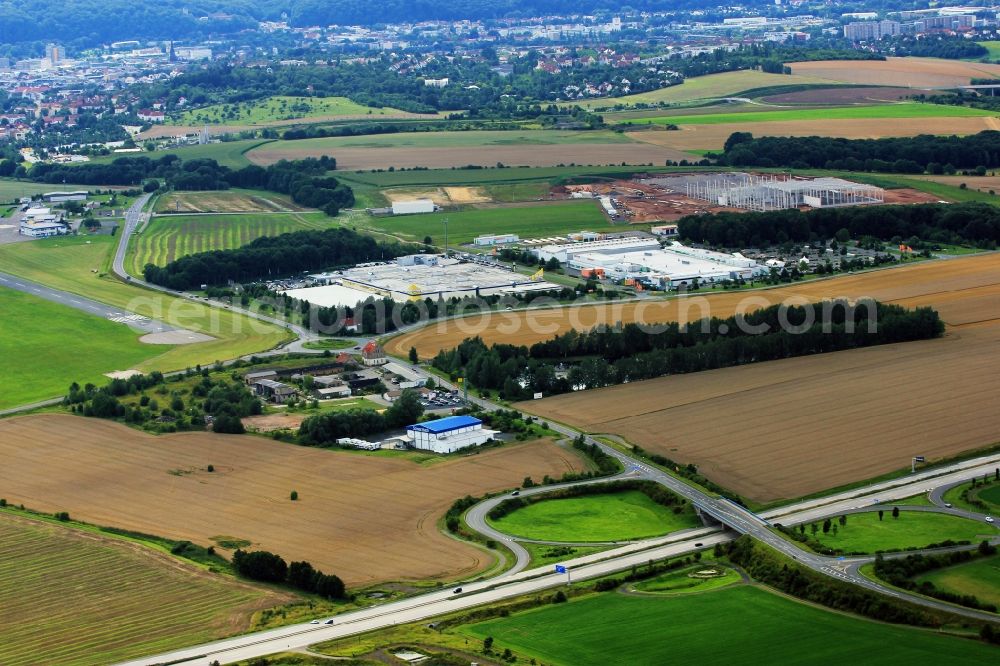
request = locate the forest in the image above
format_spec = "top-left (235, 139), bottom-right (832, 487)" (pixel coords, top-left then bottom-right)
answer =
top-left (432, 300), bottom-right (944, 400)
top-left (676, 201), bottom-right (1000, 249)
top-left (143, 227), bottom-right (418, 290)
top-left (718, 130), bottom-right (1000, 173)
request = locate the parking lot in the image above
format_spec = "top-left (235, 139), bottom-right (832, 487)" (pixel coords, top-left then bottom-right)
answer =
top-left (420, 390), bottom-right (466, 411)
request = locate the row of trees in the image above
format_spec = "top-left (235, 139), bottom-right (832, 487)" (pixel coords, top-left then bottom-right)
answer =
top-left (297, 389), bottom-right (424, 445)
top-left (232, 549), bottom-right (345, 599)
top-left (29, 155), bottom-right (354, 217)
top-left (677, 201), bottom-right (1000, 249)
top-left (719, 130), bottom-right (1000, 174)
top-left (873, 543), bottom-right (998, 613)
top-left (432, 301), bottom-right (944, 398)
top-left (144, 227), bottom-right (415, 290)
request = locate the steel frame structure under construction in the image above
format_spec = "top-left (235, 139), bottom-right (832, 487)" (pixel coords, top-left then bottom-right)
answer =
top-left (682, 173), bottom-right (884, 212)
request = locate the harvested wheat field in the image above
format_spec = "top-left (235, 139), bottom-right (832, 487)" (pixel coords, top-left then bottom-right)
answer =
top-left (248, 143), bottom-right (694, 170)
top-left (387, 253), bottom-right (1000, 359)
top-left (0, 416), bottom-right (585, 586)
top-left (382, 186), bottom-right (493, 206)
top-left (789, 57), bottom-right (1000, 88)
top-left (0, 512), bottom-right (289, 666)
top-left (629, 116), bottom-right (1000, 151)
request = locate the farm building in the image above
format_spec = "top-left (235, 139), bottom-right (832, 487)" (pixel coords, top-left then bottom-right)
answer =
top-left (391, 199), bottom-right (435, 215)
top-left (361, 341), bottom-right (388, 366)
top-left (314, 386), bottom-right (352, 399)
top-left (406, 415), bottom-right (497, 454)
top-left (244, 369), bottom-right (278, 385)
top-left (678, 173), bottom-right (884, 212)
top-left (252, 379), bottom-right (298, 403)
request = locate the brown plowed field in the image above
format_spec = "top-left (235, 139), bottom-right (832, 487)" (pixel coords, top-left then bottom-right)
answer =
top-left (246, 143), bottom-right (695, 170)
top-left (0, 416), bottom-right (584, 586)
top-left (628, 116), bottom-right (1000, 151)
top-left (388, 253), bottom-right (1000, 359)
top-left (789, 57), bottom-right (1000, 88)
top-left (155, 190), bottom-right (306, 214)
top-left (505, 252), bottom-right (1000, 502)
top-left (760, 87), bottom-right (921, 105)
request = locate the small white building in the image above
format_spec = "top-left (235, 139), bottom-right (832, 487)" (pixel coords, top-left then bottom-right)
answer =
top-left (391, 199), bottom-right (435, 215)
top-left (474, 233), bottom-right (519, 246)
top-left (42, 190), bottom-right (87, 203)
top-left (651, 224), bottom-right (678, 238)
top-left (406, 415), bottom-right (496, 454)
top-left (361, 340), bottom-right (388, 366)
top-left (314, 386), bottom-right (352, 399)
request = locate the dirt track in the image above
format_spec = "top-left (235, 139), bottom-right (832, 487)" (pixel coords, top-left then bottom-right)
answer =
top-left (0, 417), bottom-right (584, 586)
top-left (388, 253), bottom-right (1000, 359)
top-left (506, 252), bottom-right (1000, 502)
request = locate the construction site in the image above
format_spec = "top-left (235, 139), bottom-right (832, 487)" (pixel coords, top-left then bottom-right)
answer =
top-left (554, 173), bottom-right (934, 222)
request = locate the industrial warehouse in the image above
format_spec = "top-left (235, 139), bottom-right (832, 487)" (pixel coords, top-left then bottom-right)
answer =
top-left (532, 237), bottom-right (767, 289)
top-left (282, 253), bottom-right (559, 307)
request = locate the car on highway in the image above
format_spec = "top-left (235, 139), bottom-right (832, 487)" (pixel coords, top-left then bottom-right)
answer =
top-left (511, 490), bottom-right (520, 496)
top-left (987, 516), bottom-right (995, 523)
top-left (944, 502), bottom-right (953, 508)
top-left (452, 587), bottom-right (463, 594)
top-left (323, 619), bottom-right (335, 625)
top-left (694, 542), bottom-right (703, 547)
top-left (309, 620), bottom-right (320, 624)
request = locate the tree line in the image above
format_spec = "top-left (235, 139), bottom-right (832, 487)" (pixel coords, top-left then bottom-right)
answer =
top-left (432, 300), bottom-right (944, 399)
top-left (719, 536), bottom-right (1000, 637)
top-left (718, 130), bottom-right (1000, 174)
top-left (677, 201), bottom-right (1000, 249)
top-left (143, 227), bottom-right (416, 290)
top-left (29, 154), bottom-right (354, 216)
top-left (232, 549), bottom-right (345, 599)
top-left (873, 544), bottom-right (999, 614)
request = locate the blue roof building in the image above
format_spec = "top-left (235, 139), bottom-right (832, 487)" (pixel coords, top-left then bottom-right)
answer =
top-left (406, 415), bottom-right (494, 453)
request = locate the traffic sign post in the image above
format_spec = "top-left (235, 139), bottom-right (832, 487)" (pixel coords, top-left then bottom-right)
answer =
top-left (912, 456), bottom-right (925, 473)
top-left (555, 564), bottom-right (570, 583)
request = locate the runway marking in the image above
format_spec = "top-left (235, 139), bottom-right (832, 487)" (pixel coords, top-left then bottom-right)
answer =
top-left (108, 314), bottom-right (149, 324)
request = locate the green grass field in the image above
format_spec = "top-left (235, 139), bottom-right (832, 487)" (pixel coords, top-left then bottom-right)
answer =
top-left (914, 553), bottom-right (1000, 609)
top-left (631, 564), bottom-right (742, 595)
top-left (488, 490), bottom-right (698, 542)
top-left (0, 235), bottom-right (289, 374)
top-left (627, 102), bottom-right (995, 126)
top-left (363, 200), bottom-right (610, 245)
top-left (0, 512), bottom-right (277, 666)
top-left (128, 212), bottom-right (332, 274)
top-left (565, 70), bottom-right (842, 109)
top-left (979, 484), bottom-right (1000, 506)
top-left (806, 511), bottom-right (993, 553)
top-left (171, 96), bottom-right (420, 126)
top-left (0, 287), bottom-right (159, 409)
top-left (461, 586), bottom-right (997, 665)
top-left (83, 140), bottom-right (269, 170)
